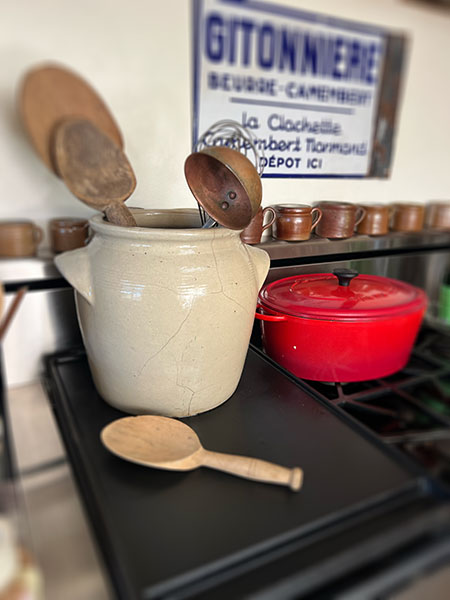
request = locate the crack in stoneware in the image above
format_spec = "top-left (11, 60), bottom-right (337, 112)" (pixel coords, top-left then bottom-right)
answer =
top-left (210, 231), bottom-right (250, 316)
top-left (137, 307), bottom-right (193, 377)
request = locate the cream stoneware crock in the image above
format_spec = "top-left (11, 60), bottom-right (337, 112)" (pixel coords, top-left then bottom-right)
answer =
top-left (55, 209), bottom-right (270, 416)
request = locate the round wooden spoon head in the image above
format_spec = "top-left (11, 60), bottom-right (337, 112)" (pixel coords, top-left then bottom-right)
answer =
top-left (20, 63), bottom-right (123, 172)
top-left (101, 416), bottom-right (204, 471)
top-left (54, 117), bottom-right (137, 226)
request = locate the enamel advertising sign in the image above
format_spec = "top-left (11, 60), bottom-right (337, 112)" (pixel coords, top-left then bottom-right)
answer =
top-left (192, 0), bottom-right (405, 177)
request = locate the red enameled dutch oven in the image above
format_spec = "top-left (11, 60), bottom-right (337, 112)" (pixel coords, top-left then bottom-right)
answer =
top-left (255, 269), bottom-right (428, 382)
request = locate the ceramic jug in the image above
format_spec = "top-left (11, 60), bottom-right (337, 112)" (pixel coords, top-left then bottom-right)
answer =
top-left (55, 209), bottom-right (270, 417)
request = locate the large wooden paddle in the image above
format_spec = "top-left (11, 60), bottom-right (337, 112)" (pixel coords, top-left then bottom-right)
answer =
top-left (101, 415), bottom-right (303, 491)
top-left (53, 118), bottom-right (137, 227)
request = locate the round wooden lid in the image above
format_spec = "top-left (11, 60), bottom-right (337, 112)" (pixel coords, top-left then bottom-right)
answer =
top-left (20, 63), bottom-right (123, 173)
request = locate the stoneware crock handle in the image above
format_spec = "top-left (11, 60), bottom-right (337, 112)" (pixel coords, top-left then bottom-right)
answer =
top-left (246, 246), bottom-right (270, 290)
top-left (54, 247), bottom-right (94, 305)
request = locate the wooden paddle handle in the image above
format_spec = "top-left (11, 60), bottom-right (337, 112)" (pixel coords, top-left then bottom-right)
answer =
top-left (104, 203), bottom-right (137, 227)
top-left (0, 286), bottom-right (28, 341)
top-left (201, 450), bottom-right (303, 491)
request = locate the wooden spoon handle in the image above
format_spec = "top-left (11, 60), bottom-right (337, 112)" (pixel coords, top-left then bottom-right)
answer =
top-left (201, 450), bottom-right (303, 491)
top-left (104, 203), bottom-right (137, 227)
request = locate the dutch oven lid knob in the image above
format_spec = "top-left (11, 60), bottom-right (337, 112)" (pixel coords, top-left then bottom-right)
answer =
top-left (333, 268), bottom-right (359, 287)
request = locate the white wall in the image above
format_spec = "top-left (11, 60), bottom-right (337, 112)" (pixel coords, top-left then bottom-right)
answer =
top-left (1, 0), bottom-right (450, 243)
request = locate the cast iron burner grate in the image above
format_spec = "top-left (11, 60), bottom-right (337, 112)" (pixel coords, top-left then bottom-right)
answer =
top-left (297, 328), bottom-right (450, 486)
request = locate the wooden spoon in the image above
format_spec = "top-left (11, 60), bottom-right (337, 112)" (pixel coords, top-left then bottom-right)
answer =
top-left (53, 117), bottom-right (137, 227)
top-left (101, 415), bottom-right (303, 491)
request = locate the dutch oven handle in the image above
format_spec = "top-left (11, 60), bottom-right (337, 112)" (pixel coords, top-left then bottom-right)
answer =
top-left (255, 305), bottom-right (288, 322)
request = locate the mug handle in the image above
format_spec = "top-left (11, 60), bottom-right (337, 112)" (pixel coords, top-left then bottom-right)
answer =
top-left (388, 204), bottom-right (396, 225)
top-left (33, 225), bottom-right (43, 245)
top-left (84, 223), bottom-right (94, 245)
top-left (310, 207), bottom-right (322, 231)
top-left (261, 206), bottom-right (276, 232)
top-left (354, 206), bottom-right (366, 228)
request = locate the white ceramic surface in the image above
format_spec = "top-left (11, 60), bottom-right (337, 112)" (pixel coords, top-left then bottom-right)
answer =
top-left (55, 209), bottom-right (270, 416)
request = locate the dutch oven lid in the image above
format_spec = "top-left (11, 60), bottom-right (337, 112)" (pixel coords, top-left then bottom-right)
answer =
top-left (259, 269), bottom-right (427, 321)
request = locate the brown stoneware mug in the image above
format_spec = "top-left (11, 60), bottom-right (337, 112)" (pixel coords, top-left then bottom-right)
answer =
top-left (240, 206), bottom-right (276, 245)
top-left (426, 201), bottom-right (450, 231)
top-left (49, 218), bottom-right (90, 253)
top-left (0, 220), bottom-right (43, 257)
top-left (273, 204), bottom-right (322, 241)
top-left (357, 204), bottom-right (390, 236)
top-left (390, 203), bottom-right (425, 232)
top-left (315, 202), bottom-right (365, 239)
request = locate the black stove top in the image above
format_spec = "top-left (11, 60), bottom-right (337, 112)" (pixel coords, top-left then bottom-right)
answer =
top-left (292, 328), bottom-right (450, 491)
top-left (43, 330), bottom-right (450, 600)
